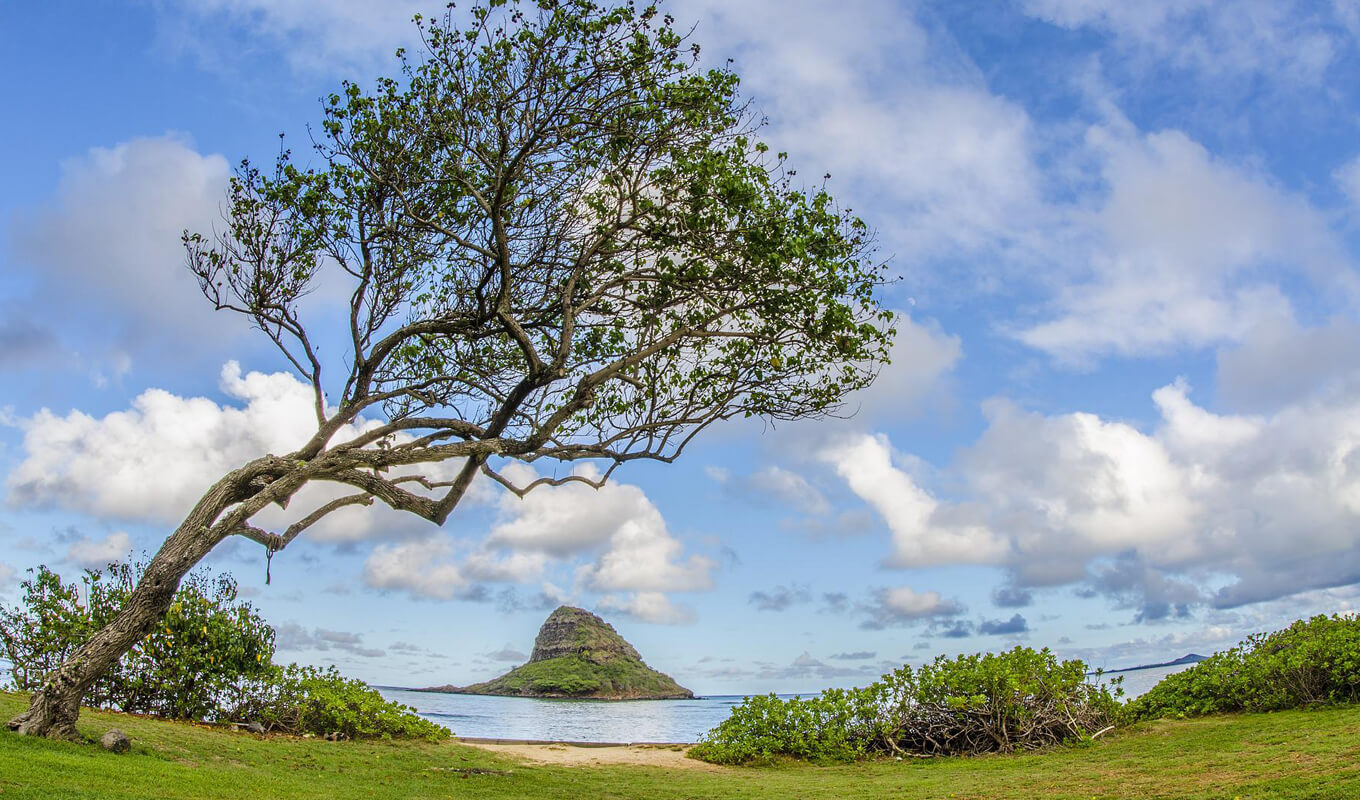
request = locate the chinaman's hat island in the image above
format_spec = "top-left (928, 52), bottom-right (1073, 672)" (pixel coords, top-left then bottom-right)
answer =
top-left (415, 606), bottom-right (694, 700)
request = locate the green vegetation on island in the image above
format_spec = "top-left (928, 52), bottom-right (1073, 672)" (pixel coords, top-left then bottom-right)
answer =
top-left (419, 606), bottom-right (693, 699)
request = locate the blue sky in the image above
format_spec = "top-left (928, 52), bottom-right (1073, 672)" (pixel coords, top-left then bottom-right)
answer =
top-left (5, 0), bottom-right (1360, 695)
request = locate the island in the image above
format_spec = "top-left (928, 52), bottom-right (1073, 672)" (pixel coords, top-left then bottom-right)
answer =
top-left (415, 605), bottom-right (694, 700)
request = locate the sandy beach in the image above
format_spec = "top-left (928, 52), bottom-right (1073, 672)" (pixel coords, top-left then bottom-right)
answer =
top-left (457, 739), bottom-right (728, 771)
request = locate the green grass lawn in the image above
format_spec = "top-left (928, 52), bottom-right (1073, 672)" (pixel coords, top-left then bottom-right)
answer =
top-left (2, 691), bottom-right (1358, 799)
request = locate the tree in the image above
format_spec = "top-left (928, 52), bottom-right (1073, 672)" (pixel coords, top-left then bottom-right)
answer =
top-left (9, 0), bottom-right (893, 739)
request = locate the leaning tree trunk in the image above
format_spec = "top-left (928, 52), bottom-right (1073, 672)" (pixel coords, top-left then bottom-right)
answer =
top-left (7, 479), bottom-right (241, 740)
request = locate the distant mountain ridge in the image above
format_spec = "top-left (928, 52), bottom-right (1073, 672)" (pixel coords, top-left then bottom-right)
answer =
top-left (415, 606), bottom-right (693, 700)
top-left (1104, 653), bottom-right (1207, 674)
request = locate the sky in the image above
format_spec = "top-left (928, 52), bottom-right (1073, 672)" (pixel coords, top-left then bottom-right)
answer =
top-left (4, 0), bottom-right (1360, 695)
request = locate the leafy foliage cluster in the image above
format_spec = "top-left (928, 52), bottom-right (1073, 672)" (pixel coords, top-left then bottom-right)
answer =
top-left (1128, 614), bottom-right (1360, 720)
top-left (690, 646), bottom-right (1121, 765)
top-left (227, 664), bottom-right (446, 741)
top-left (0, 563), bottom-right (444, 740)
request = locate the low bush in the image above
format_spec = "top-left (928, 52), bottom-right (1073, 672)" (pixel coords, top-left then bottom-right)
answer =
top-left (1128, 614), bottom-right (1360, 720)
top-left (0, 563), bottom-right (275, 720)
top-left (225, 664), bottom-right (447, 741)
top-left (691, 646), bottom-right (1121, 765)
top-left (0, 562), bottom-right (447, 741)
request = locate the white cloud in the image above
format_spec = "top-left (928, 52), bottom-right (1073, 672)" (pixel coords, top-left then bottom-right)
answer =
top-left (1022, 0), bottom-right (1341, 84)
top-left (848, 314), bottom-right (962, 425)
top-left (880, 586), bottom-right (961, 618)
top-left (858, 585), bottom-right (966, 630)
top-left (1215, 318), bottom-right (1360, 412)
top-left (597, 592), bottom-right (696, 626)
top-left (65, 531), bottom-right (132, 570)
top-left (8, 362), bottom-right (318, 523)
top-left (356, 465), bottom-right (712, 610)
top-left (830, 378), bottom-right (1360, 615)
top-left (156, 0), bottom-right (430, 74)
top-left (709, 465), bottom-right (830, 515)
top-left (487, 466), bottom-right (656, 557)
top-left (13, 134), bottom-right (240, 358)
top-left (362, 537), bottom-right (473, 601)
top-left (4, 361), bottom-right (454, 544)
top-left (1017, 127), bottom-right (1351, 362)
top-left (489, 464), bottom-right (715, 594)
top-left (577, 518), bottom-right (714, 594)
top-left (678, 0), bottom-right (1045, 263)
top-left (821, 433), bottom-right (1008, 568)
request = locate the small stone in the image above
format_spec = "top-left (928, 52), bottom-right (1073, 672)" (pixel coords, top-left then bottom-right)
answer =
top-left (100, 729), bottom-right (130, 754)
top-left (245, 721), bottom-right (266, 735)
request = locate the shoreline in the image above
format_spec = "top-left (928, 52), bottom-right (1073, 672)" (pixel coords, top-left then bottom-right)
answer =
top-left (456, 738), bottom-right (726, 771)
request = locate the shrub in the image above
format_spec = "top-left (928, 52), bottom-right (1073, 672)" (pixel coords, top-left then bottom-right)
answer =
top-left (0, 563), bottom-right (275, 720)
top-left (225, 664), bottom-right (447, 741)
top-left (1128, 614), bottom-right (1360, 721)
top-left (0, 562), bottom-right (448, 741)
top-left (691, 646), bottom-right (1121, 765)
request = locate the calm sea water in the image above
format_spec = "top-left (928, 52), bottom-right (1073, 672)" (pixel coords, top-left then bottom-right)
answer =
top-left (375, 686), bottom-right (755, 743)
top-left (379, 662), bottom-right (1196, 743)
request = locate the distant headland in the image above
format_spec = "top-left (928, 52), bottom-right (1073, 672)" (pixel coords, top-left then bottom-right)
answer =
top-left (414, 606), bottom-right (694, 700)
top-left (1104, 653), bottom-right (1207, 674)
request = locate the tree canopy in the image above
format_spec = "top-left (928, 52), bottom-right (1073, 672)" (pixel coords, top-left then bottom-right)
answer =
top-left (12, 0), bottom-right (893, 740)
top-left (183, 0), bottom-right (892, 540)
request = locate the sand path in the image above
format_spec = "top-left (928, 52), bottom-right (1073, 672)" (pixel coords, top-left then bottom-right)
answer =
top-left (458, 740), bottom-right (729, 771)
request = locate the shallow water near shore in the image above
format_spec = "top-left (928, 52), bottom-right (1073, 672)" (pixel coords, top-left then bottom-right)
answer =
top-left (379, 662), bottom-right (1193, 743)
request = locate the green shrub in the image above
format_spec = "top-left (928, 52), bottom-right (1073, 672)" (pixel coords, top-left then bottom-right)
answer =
top-left (0, 562), bottom-right (275, 720)
top-left (226, 664), bottom-right (447, 741)
top-left (691, 646), bottom-right (1121, 765)
top-left (1128, 614), bottom-right (1360, 721)
top-left (0, 562), bottom-right (448, 742)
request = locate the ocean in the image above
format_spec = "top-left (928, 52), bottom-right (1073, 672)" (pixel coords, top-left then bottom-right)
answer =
top-left (378, 661), bottom-right (1196, 743)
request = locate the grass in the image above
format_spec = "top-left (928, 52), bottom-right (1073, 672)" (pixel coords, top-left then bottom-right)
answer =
top-left (2, 690), bottom-right (1359, 799)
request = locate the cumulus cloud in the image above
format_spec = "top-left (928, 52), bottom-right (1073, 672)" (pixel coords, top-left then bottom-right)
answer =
top-left (822, 434), bottom-right (1008, 568)
top-left (597, 592), bottom-right (696, 626)
top-left (1022, 0), bottom-right (1342, 84)
top-left (1016, 127), bottom-right (1351, 363)
top-left (708, 466), bottom-right (830, 515)
top-left (859, 586), bottom-right (966, 630)
top-left (356, 465), bottom-right (711, 616)
top-left (4, 361), bottom-right (462, 544)
top-left (65, 531), bottom-right (132, 570)
top-left (828, 650), bottom-right (876, 661)
top-left (485, 464), bottom-right (714, 595)
top-left (1215, 317), bottom-right (1360, 412)
top-left (12, 134), bottom-right (242, 360)
top-left (8, 362), bottom-right (321, 522)
top-left (362, 537), bottom-right (482, 601)
top-left (848, 315), bottom-right (963, 424)
top-left (678, 0), bottom-right (1045, 264)
top-left (155, 0), bottom-right (429, 74)
top-left (831, 378), bottom-right (1360, 619)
